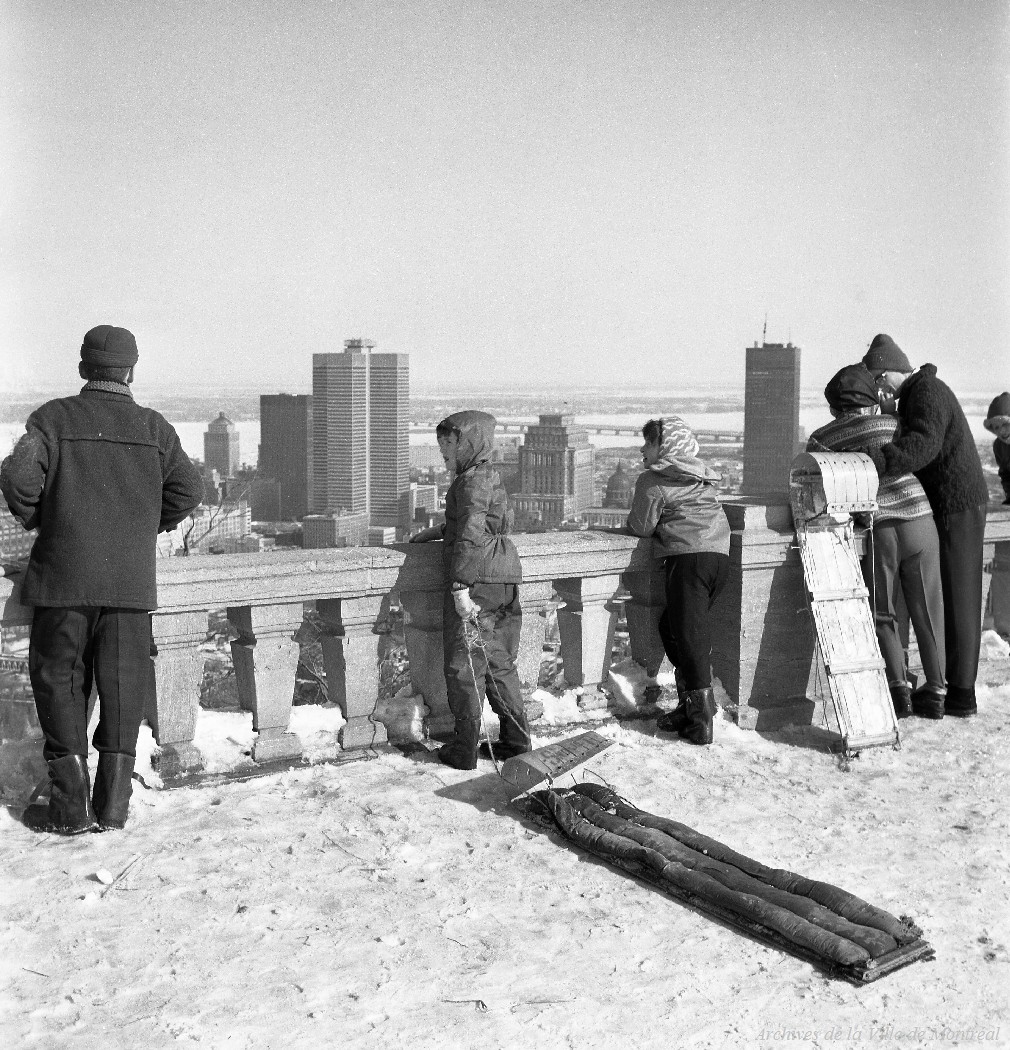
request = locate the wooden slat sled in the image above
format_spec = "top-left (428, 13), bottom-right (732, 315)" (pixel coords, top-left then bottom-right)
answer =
top-left (529, 783), bottom-right (933, 984)
top-left (789, 452), bottom-right (899, 754)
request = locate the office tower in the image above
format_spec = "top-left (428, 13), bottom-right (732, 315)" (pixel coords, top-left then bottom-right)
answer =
top-left (204, 412), bottom-right (240, 477)
top-left (257, 394), bottom-right (312, 521)
top-left (312, 338), bottom-right (409, 531)
top-left (513, 414), bottom-right (595, 527)
top-left (742, 341), bottom-right (801, 497)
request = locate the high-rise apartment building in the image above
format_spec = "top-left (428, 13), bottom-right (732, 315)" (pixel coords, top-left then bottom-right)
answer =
top-left (257, 394), bottom-right (312, 521)
top-left (312, 338), bottom-right (409, 531)
top-left (204, 412), bottom-right (240, 477)
top-left (513, 414), bottom-right (595, 527)
top-left (742, 341), bottom-right (801, 497)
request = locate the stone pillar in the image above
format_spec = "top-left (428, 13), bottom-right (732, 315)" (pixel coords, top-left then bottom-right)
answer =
top-left (150, 610), bottom-right (207, 776)
top-left (317, 596), bottom-right (388, 750)
top-left (228, 602), bottom-right (303, 763)
top-left (622, 565), bottom-right (667, 677)
top-left (712, 500), bottom-right (820, 730)
top-left (516, 581), bottom-right (554, 694)
top-left (400, 586), bottom-right (452, 736)
top-left (554, 575), bottom-right (622, 707)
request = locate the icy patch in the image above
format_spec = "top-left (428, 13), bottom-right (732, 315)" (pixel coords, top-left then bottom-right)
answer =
top-left (980, 629), bottom-right (1010, 661)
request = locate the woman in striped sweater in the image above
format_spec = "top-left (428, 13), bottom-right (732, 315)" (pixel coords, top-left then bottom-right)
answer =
top-left (806, 365), bottom-right (946, 719)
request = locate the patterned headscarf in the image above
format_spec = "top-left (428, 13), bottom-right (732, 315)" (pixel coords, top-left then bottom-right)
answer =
top-left (654, 415), bottom-right (700, 461)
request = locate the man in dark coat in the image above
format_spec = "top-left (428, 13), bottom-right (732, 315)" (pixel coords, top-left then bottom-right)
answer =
top-left (860, 334), bottom-right (989, 718)
top-left (0, 325), bottom-right (204, 833)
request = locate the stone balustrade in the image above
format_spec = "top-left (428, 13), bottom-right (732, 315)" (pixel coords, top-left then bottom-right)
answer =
top-left (2, 503), bottom-right (1008, 782)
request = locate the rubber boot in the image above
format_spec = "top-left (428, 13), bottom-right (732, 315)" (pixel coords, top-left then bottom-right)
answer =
top-left (655, 671), bottom-right (690, 733)
top-left (911, 686), bottom-right (945, 720)
top-left (889, 683), bottom-right (913, 720)
top-left (92, 753), bottom-right (136, 830)
top-left (436, 718), bottom-right (479, 770)
top-left (24, 754), bottom-right (98, 834)
top-left (678, 687), bottom-right (717, 746)
top-left (944, 685), bottom-right (977, 719)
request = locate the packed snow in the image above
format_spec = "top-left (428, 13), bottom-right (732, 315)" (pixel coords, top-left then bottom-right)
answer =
top-left (1, 640), bottom-right (1008, 1049)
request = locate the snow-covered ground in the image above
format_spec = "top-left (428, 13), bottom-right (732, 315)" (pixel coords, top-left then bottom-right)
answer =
top-left (2, 640), bottom-right (1009, 1049)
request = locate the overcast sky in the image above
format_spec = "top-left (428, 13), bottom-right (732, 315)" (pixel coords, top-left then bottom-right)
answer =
top-left (2, 0), bottom-right (1007, 396)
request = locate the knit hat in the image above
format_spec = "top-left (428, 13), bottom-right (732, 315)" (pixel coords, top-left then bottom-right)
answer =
top-left (81, 325), bottom-right (139, 368)
top-left (824, 364), bottom-right (879, 412)
top-left (984, 391), bottom-right (1010, 434)
top-left (862, 334), bottom-right (911, 374)
top-left (654, 415), bottom-right (700, 461)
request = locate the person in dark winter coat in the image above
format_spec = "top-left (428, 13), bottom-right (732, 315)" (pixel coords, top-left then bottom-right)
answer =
top-left (625, 415), bottom-right (731, 745)
top-left (859, 334), bottom-right (988, 718)
top-left (983, 391), bottom-right (1010, 504)
top-left (410, 410), bottom-right (530, 770)
top-left (0, 326), bottom-right (204, 833)
top-left (807, 364), bottom-right (945, 719)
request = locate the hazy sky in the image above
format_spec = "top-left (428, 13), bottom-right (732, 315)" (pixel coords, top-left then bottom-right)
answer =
top-left (2, 0), bottom-right (1008, 396)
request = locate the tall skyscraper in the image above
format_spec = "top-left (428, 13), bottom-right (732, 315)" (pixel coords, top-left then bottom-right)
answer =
top-left (513, 414), bottom-right (595, 527)
top-left (257, 394), bottom-right (313, 521)
top-left (742, 341), bottom-right (801, 497)
top-left (204, 412), bottom-right (240, 477)
top-left (312, 338), bottom-right (409, 531)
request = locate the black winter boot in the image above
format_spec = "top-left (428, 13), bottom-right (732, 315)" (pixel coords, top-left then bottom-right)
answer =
top-left (24, 754), bottom-right (98, 835)
top-left (92, 753), bottom-right (136, 830)
top-left (889, 683), bottom-right (913, 720)
top-left (911, 686), bottom-right (945, 720)
top-left (656, 703), bottom-right (690, 733)
top-left (944, 685), bottom-right (977, 718)
top-left (678, 688), bottom-right (717, 746)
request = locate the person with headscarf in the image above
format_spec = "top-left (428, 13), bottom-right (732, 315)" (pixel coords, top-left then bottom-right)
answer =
top-left (807, 364), bottom-right (945, 719)
top-left (410, 410), bottom-right (530, 770)
top-left (625, 415), bottom-right (731, 745)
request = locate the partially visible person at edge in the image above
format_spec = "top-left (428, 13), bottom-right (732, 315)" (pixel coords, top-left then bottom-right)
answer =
top-left (858, 334), bottom-right (989, 719)
top-left (410, 411), bottom-right (531, 770)
top-left (807, 364), bottom-right (946, 720)
top-left (0, 326), bottom-right (204, 834)
top-left (624, 415), bottom-right (731, 746)
top-left (984, 391), bottom-right (1010, 505)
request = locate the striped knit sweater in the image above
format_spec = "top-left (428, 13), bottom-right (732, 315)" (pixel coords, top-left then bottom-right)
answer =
top-left (806, 414), bottom-right (932, 521)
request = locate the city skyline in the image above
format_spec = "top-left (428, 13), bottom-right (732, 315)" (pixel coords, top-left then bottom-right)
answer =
top-left (2, 1), bottom-right (1007, 398)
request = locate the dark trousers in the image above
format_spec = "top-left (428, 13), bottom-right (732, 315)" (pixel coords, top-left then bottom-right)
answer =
top-left (658, 552), bottom-right (730, 692)
top-left (935, 503), bottom-right (987, 696)
top-left (865, 516), bottom-right (945, 692)
top-left (443, 584), bottom-right (529, 758)
top-left (29, 606), bottom-right (152, 762)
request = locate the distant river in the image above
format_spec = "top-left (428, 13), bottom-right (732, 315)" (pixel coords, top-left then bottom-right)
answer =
top-left (0, 409), bottom-right (995, 464)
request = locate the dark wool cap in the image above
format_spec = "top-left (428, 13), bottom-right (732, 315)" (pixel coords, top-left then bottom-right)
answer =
top-left (862, 333), bottom-right (911, 374)
top-left (984, 391), bottom-right (1010, 432)
top-left (824, 364), bottom-right (879, 412)
top-left (81, 325), bottom-right (139, 367)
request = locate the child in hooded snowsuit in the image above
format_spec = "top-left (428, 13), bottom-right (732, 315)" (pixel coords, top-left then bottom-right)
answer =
top-left (625, 415), bottom-right (731, 745)
top-left (410, 411), bottom-right (531, 770)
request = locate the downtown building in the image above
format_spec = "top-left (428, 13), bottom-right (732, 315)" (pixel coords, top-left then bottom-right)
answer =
top-left (512, 414), bottom-right (595, 528)
top-left (204, 412), bottom-right (240, 478)
top-left (742, 341), bottom-right (801, 497)
top-left (310, 338), bottom-right (409, 540)
top-left (255, 394), bottom-right (313, 522)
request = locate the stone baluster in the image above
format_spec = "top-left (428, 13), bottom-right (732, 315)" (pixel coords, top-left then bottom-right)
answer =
top-left (316, 596), bottom-right (388, 750)
top-left (399, 587), bottom-right (452, 737)
top-left (150, 609), bottom-right (208, 777)
top-left (228, 602), bottom-right (304, 763)
top-left (554, 575), bottom-right (623, 708)
top-left (622, 566), bottom-right (668, 677)
top-left (516, 581), bottom-right (555, 694)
